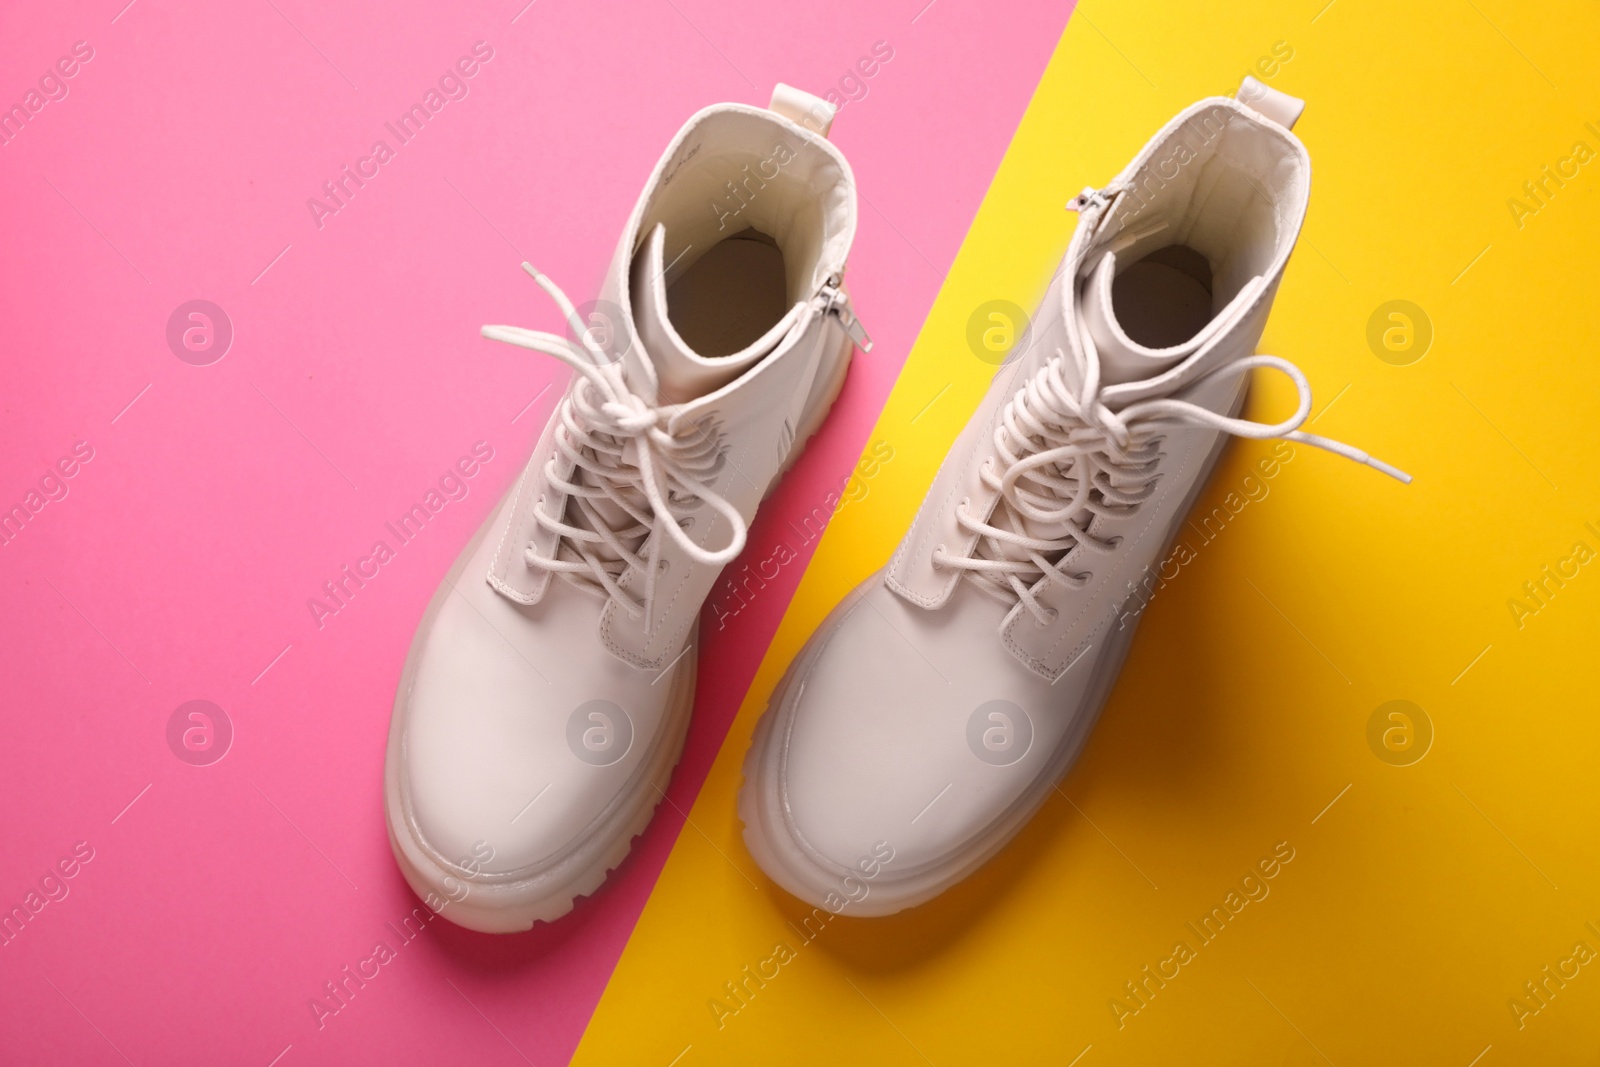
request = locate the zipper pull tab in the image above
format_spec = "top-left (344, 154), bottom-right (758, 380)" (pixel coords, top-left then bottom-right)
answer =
top-left (1066, 185), bottom-right (1112, 213)
top-left (820, 276), bottom-right (873, 352)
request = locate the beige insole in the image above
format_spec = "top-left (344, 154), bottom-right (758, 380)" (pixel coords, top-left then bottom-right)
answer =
top-left (1111, 243), bottom-right (1215, 349)
top-left (666, 228), bottom-right (789, 358)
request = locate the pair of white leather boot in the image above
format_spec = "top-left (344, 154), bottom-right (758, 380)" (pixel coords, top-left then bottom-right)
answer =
top-left (384, 80), bottom-right (1406, 932)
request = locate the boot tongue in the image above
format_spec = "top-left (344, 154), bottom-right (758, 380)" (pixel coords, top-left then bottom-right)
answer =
top-left (982, 250), bottom-right (1265, 594)
top-left (1078, 249), bottom-right (1203, 386)
top-left (568, 224), bottom-right (788, 573)
top-left (981, 249), bottom-right (1218, 575)
top-left (624, 223), bottom-right (776, 405)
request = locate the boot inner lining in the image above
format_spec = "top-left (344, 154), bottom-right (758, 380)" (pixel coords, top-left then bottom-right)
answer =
top-left (1102, 102), bottom-right (1307, 321)
top-left (638, 109), bottom-right (851, 308)
top-left (665, 228), bottom-right (789, 358)
top-left (1111, 243), bottom-right (1214, 349)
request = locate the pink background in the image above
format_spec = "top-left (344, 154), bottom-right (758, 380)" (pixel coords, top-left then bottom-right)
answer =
top-left (0, 0), bottom-right (1069, 1062)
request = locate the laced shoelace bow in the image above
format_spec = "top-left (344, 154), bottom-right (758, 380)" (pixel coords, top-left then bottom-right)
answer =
top-left (482, 263), bottom-right (747, 630)
top-left (933, 314), bottom-right (1411, 626)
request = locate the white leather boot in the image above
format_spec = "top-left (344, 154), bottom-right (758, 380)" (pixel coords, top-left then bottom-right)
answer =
top-left (739, 79), bottom-right (1407, 916)
top-left (385, 85), bottom-right (865, 932)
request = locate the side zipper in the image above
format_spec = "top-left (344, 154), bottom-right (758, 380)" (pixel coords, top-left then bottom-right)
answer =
top-left (1066, 184), bottom-right (1116, 213)
top-left (819, 275), bottom-right (873, 352)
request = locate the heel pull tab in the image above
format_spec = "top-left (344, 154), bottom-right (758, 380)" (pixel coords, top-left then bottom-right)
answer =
top-left (770, 83), bottom-right (836, 137)
top-left (1238, 76), bottom-right (1305, 129)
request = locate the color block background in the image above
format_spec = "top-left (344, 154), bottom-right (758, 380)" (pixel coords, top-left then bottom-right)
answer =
top-left (572, 2), bottom-right (1600, 1065)
top-left (5, 0), bottom-right (1599, 1064)
top-left (0, 1), bottom-right (1067, 1063)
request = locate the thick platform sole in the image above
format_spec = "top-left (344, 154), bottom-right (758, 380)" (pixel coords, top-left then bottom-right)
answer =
top-left (385, 322), bottom-right (859, 933)
top-left (740, 380), bottom-right (1247, 916)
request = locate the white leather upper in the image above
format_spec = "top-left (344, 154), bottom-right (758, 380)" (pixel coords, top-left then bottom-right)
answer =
top-left (489, 101), bottom-right (859, 623)
top-left (760, 88), bottom-right (1312, 880)
top-left (888, 92), bottom-right (1309, 676)
top-left (781, 578), bottom-right (1053, 873)
top-left (401, 486), bottom-right (676, 873)
top-left (393, 96), bottom-right (859, 882)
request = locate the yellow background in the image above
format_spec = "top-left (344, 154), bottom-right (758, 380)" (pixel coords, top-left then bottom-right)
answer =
top-left (575, 0), bottom-right (1600, 1062)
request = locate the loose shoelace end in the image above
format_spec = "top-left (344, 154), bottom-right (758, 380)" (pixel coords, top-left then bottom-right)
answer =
top-left (1374, 458), bottom-right (1413, 485)
top-left (1288, 429), bottom-right (1412, 485)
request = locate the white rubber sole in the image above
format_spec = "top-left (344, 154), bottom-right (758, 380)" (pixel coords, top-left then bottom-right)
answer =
top-left (739, 380), bottom-right (1247, 916)
top-left (385, 323), bottom-right (858, 933)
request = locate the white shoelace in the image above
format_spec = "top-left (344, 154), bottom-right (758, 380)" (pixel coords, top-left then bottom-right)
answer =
top-left (482, 264), bottom-right (747, 628)
top-left (933, 317), bottom-right (1411, 626)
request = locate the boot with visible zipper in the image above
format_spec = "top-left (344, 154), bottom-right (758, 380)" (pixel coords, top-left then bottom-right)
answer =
top-left (739, 77), bottom-right (1407, 916)
top-left (385, 84), bottom-right (866, 932)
